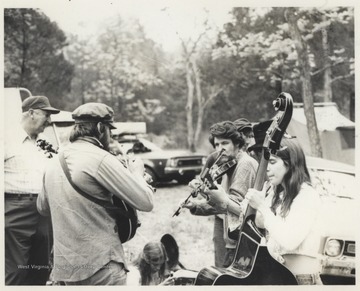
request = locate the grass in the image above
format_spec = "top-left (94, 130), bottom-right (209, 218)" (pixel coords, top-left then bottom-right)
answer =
top-left (123, 183), bottom-right (214, 271)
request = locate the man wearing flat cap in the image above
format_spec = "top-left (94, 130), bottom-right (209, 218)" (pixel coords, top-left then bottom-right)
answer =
top-left (4, 95), bottom-right (60, 285)
top-left (37, 102), bottom-right (154, 285)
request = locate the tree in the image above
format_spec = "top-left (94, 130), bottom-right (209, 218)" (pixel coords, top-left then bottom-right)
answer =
top-left (285, 8), bottom-right (322, 157)
top-left (305, 7), bottom-right (354, 115)
top-left (163, 7), bottom-right (228, 152)
top-left (64, 36), bottom-right (97, 109)
top-left (66, 16), bottom-right (164, 122)
top-left (4, 8), bottom-right (74, 108)
top-left (215, 7), bottom-right (354, 156)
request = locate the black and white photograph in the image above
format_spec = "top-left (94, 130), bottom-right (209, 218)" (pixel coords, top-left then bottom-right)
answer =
top-left (2, 0), bottom-right (357, 288)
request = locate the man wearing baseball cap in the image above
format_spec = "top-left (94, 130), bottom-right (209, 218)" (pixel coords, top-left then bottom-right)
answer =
top-left (4, 95), bottom-right (60, 285)
top-left (233, 118), bottom-right (255, 151)
top-left (37, 102), bottom-right (154, 285)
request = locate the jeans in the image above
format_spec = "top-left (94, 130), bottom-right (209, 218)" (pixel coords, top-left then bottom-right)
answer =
top-left (65, 261), bottom-right (127, 285)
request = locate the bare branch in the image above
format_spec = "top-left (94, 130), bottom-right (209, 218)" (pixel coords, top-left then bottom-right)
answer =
top-left (330, 73), bottom-right (354, 84)
top-left (203, 86), bottom-right (224, 109)
top-left (311, 60), bottom-right (352, 76)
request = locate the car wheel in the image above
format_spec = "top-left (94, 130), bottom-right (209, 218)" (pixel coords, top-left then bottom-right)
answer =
top-left (145, 167), bottom-right (158, 186)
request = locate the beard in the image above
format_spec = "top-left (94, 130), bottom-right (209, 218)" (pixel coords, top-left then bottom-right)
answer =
top-left (217, 154), bottom-right (235, 165)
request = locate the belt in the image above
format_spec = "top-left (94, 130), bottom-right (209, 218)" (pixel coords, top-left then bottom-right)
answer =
top-left (5, 193), bottom-right (38, 200)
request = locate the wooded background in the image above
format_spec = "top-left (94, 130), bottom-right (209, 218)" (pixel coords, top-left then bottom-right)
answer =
top-left (4, 7), bottom-right (355, 156)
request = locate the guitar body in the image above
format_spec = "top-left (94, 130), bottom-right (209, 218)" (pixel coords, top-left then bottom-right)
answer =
top-left (112, 196), bottom-right (140, 243)
top-left (195, 219), bottom-right (298, 285)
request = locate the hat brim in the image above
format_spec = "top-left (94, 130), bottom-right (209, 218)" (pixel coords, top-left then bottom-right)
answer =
top-left (41, 106), bottom-right (60, 114)
top-left (108, 122), bottom-right (117, 130)
top-left (238, 125), bottom-right (252, 131)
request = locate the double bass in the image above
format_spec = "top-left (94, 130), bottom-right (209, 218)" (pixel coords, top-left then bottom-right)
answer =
top-left (194, 92), bottom-right (298, 285)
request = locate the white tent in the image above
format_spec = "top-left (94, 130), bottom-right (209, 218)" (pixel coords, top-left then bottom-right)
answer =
top-left (287, 102), bottom-right (355, 165)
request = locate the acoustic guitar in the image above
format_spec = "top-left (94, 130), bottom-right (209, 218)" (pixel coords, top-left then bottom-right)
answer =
top-left (194, 92), bottom-right (298, 285)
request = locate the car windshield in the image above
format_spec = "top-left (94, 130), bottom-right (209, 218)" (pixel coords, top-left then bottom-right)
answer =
top-left (310, 169), bottom-right (356, 200)
top-left (116, 137), bottom-right (162, 154)
top-left (137, 138), bottom-right (162, 151)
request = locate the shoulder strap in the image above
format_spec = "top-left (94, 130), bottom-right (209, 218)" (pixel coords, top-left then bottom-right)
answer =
top-left (58, 151), bottom-right (129, 217)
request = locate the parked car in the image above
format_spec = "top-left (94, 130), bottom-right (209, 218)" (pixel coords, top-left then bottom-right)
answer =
top-left (306, 156), bottom-right (356, 285)
top-left (113, 134), bottom-right (207, 185)
top-left (32, 107), bottom-right (207, 186)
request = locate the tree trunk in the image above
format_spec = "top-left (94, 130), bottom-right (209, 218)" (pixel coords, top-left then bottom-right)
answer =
top-left (20, 11), bottom-right (27, 86)
top-left (185, 61), bottom-right (195, 152)
top-left (192, 60), bottom-right (203, 151)
top-left (286, 8), bottom-right (323, 157)
top-left (322, 16), bottom-right (332, 102)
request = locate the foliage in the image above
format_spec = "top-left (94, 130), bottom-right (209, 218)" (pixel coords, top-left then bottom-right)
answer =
top-left (4, 7), bottom-right (353, 152)
top-left (4, 8), bottom-right (74, 108)
top-left (214, 7), bottom-right (354, 112)
top-left (65, 17), bottom-right (166, 122)
top-left (210, 7), bottom-right (354, 156)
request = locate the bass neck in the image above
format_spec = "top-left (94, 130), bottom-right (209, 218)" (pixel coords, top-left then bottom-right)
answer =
top-left (243, 149), bottom-right (270, 221)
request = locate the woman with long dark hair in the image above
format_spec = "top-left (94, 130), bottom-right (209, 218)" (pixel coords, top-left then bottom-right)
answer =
top-left (246, 138), bottom-right (323, 284)
top-left (205, 138), bottom-right (323, 285)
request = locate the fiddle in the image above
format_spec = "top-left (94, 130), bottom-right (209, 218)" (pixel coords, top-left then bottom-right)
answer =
top-left (109, 146), bottom-right (154, 186)
top-left (36, 139), bottom-right (58, 158)
top-left (172, 149), bottom-right (237, 217)
top-left (208, 158), bottom-right (237, 187)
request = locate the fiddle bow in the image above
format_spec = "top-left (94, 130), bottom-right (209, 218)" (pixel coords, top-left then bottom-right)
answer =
top-left (172, 149), bottom-right (237, 217)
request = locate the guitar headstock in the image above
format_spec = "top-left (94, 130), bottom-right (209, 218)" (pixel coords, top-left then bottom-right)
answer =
top-left (263, 92), bottom-right (293, 156)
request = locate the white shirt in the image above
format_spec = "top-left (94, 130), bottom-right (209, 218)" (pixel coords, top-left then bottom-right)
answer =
top-left (258, 183), bottom-right (323, 274)
top-left (4, 128), bottom-right (50, 194)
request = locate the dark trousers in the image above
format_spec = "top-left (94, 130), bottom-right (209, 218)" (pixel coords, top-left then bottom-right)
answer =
top-left (5, 195), bottom-right (52, 285)
top-left (213, 216), bottom-right (226, 267)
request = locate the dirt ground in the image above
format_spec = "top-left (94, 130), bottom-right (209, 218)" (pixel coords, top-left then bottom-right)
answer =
top-left (123, 183), bottom-right (214, 271)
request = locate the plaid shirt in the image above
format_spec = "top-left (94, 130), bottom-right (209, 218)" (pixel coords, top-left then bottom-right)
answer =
top-left (4, 128), bottom-right (49, 194)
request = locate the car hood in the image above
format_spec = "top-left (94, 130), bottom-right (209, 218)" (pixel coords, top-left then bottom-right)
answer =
top-left (136, 149), bottom-right (206, 159)
top-left (318, 196), bottom-right (356, 238)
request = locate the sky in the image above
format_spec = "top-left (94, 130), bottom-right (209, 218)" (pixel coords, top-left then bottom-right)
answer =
top-left (2, 0), bottom-right (238, 52)
top-left (3, 0), bottom-right (358, 51)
